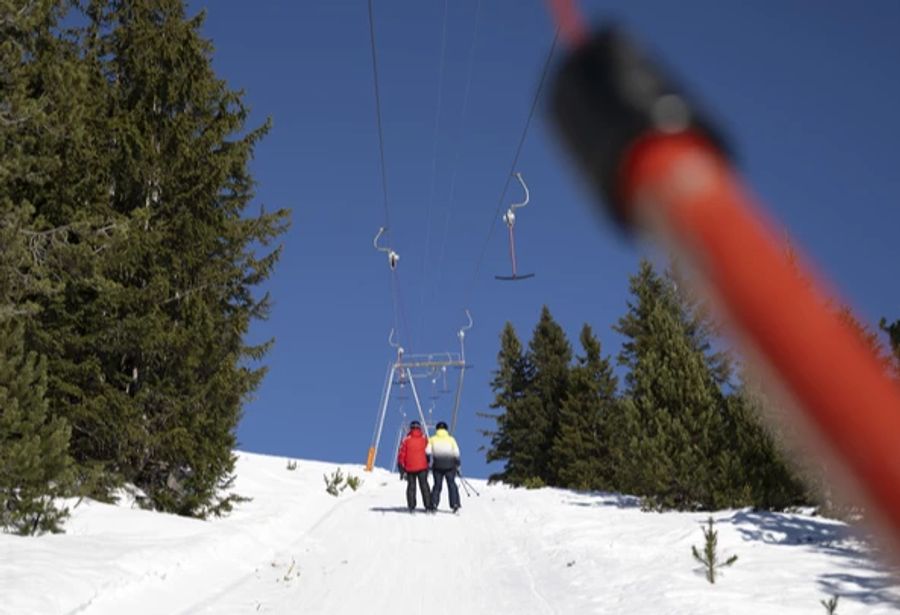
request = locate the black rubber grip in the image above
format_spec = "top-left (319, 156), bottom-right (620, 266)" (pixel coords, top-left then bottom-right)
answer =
top-left (549, 26), bottom-right (729, 228)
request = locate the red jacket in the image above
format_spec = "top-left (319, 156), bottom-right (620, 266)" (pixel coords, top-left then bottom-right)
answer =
top-left (397, 427), bottom-right (429, 473)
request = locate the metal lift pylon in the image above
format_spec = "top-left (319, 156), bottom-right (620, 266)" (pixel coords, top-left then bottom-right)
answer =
top-left (365, 312), bottom-right (473, 472)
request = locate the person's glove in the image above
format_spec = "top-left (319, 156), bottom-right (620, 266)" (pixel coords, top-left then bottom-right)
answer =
top-left (454, 459), bottom-right (461, 470)
top-left (398, 466), bottom-right (406, 480)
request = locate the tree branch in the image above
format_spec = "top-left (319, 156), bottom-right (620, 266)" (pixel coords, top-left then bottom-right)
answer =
top-left (0, 1), bottom-right (37, 28)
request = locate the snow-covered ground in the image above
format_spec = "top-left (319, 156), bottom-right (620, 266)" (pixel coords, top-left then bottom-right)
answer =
top-left (2, 452), bottom-right (899, 614)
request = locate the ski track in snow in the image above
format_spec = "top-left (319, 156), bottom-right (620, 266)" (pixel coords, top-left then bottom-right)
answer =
top-left (3, 451), bottom-right (900, 615)
top-left (179, 481), bottom-right (559, 614)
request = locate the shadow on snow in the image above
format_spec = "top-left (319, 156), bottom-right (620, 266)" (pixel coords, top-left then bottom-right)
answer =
top-left (369, 506), bottom-right (459, 515)
top-left (727, 509), bottom-right (900, 609)
top-left (561, 490), bottom-right (642, 509)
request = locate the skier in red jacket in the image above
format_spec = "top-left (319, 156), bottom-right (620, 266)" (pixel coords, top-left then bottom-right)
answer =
top-left (397, 420), bottom-right (433, 513)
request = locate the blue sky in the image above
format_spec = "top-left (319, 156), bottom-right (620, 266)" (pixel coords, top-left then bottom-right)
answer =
top-left (189, 1), bottom-right (900, 479)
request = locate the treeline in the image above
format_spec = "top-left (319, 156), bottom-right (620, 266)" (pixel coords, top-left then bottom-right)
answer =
top-left (1, 0), bottom-right (288, 534)
top-left (481, 260), bottom-right (899, 512)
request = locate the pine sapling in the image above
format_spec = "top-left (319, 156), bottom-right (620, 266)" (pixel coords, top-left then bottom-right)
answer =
top-left (344, 474), bottom-right (362, 491)
top-left (286, 459), bottom-right (298, 471)
top-left (821, 595), bottom-right (839, 614)
top-left (692, 516), bottom-right (738, 583)
top-left (323, 469), bottom-right (344, 496)
top-left (283, 557), bottom-right (300, 582)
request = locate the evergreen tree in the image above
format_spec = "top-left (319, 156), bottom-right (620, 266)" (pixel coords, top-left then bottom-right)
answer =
top-left (525, 306), bottom-right (572, 485)
top-left (551, 324), bottom-right (618, 491)
top-left (880, 318), bottom-right (900, 378)
top-left (613, 260), bottom-right (738, 510)
top-left (0, 0), bottom-right (75, 534)
top-left (78, 0), bottom-right (290, 516)
top-left (836, 306), bottom-right (890, 370)
top-left (0, 322), bottom-right (73, 535)
top-left (667, 259), bottom-right (733, 387)
top-left (724, 374), bottom-right (809, 510)
top-left (4, 0), bottom-right (132, 503)
top-left (480, 322), bottom-right (533, 484)
top-left (15, 0), bottom-right (289, 516)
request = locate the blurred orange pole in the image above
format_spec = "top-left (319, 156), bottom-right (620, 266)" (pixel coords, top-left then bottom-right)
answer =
top-left (621, 131), bottom-right (900, 545)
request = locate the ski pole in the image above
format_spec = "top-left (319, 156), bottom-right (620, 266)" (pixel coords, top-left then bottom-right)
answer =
top-left (547, 5), bottom-right (900, 557)
top-left (459, 471), bottom-right (480, 497)
top-left (457, 473), bottom-right (471, 498)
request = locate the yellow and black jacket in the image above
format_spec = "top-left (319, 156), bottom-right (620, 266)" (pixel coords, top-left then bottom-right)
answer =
top-left (426, 428), bottom-right (460, 471)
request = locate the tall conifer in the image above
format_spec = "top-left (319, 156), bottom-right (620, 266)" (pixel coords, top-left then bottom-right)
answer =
top-left (881, 318), bottom-right (900, 378)
top-left (0, 0), bottom-right (75, 533)
top-left (523, 306), bottom-right (572, 485)
top-left (613, 260), bottom-right (736, 510)
top-left (724, 372), bottom-right (809, 510)
top-left (481, 322), bottom-right (531, 484)
top-left (552, 324), bottom-right (617, 490)
top-left (81, 0), bottom-right (290, 515)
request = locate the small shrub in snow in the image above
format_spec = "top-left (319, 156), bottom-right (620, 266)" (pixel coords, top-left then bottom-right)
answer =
top-left (324, 469), bottom-right (344, 497)
top-left (283, 557), bottom-right (300, 582)
top-left (821, 595), bottom-right (839, 614)
top-left (522, 477), bottom-right (545, 490)
top-left (323, 469), bottom-right (362, 496)
top-left (286, 459), bottom-right (298, 471)
top-left (692, 516), bottom-right (737, 584)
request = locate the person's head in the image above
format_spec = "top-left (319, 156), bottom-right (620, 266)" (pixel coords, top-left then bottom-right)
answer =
top-left (409, 420), bottom-right (421, 432)
top-left (436, 421), bottom-right (448, 432)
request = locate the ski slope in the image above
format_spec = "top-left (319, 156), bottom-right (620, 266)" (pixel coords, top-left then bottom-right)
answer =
top-left (2, 452), bottom-right (899, 614)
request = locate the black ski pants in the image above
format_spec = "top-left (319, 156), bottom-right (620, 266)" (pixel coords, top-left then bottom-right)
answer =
top-left (431, 467), bottom-right (460, 510)
top-left (406, 470), bottom-right (432, 511)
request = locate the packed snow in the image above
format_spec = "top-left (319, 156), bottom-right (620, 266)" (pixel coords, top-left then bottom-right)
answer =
top-left (2, 451), bottom-right (899, 614)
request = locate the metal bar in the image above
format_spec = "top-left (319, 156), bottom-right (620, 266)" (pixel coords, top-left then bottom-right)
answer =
top-left (397, 354), bottom-right (461, 362)
top-left (406, 367), bottom-right (430, 437)
top-left (451, 326), bottom-right (468, 432)
top-left (370, 361), bottom-right (393, 449)
top-left (395, 360), bottom-right (465, 369)
top-left (451, 359), bottom-right (466, 433)
top-left (391, 424), bottom-right (404, 472)
top-left (508, 224), bottom-right (518, 277)
top-left (369, 362), bottom-right (396, 471)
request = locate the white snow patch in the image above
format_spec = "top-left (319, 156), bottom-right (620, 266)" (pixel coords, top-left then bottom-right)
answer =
top-left (2, 451), bottom-right (898, 614)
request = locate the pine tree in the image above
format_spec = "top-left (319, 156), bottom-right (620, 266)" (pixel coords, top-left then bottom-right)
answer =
top-left (836, 306), bottom-right (890, 370)
top-left (0, 322), bottom-right (73, 535)
top-left (75, 0), bottom-right (291, 516)
top-left (525, 306), bottom-right (572, 486)
top-left (480, 322), bottom-right (533, 484)
top-left (4, 0), bottom-right (133, 503)
top-left (667, 258), bottom-right (733, 387)
top-left (880, 318), bottom-right (900, 378)
top-left (613, 260), bottom-right (737, 510)
top-left (15, 1), bottom-right (289, 516)
top-left (0, 0), bottom-right (75, 534)
top-left (724, 373), bottom-right (809, 510)
top-left (552, 324), bottom-right (618, 491)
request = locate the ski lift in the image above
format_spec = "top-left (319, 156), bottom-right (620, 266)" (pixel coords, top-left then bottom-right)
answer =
top-left (429, 376), bottom-right (441, 400)
top-left (440, 365), bottom-right (451, 394)
top-left (454, 310), bottom-right (474, 370)
top-left (374, 227), bottom-right (399, 271)
top-left (495, 173), bottom-right (535, 281)
top-left (388, 329), bottom-right (404, 366)
top-left (393, 369), bottom-right (409, 392)
top-left (394, 379), bottom-right (410, 400)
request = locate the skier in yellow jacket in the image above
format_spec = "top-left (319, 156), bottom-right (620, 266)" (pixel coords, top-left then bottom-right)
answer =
top-left (426, 421), bottom-right (461, 513)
